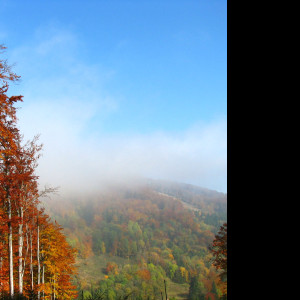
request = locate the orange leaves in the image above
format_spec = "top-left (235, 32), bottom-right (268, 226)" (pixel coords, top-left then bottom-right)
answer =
top-left (209, 222), bottom-right (227, 298)
top-left (137, 269), bottom-right (151, 281)
top-left (40, 220), bottom-right (78, 298)
top-left (210, 223), bottom-right (227, 273)
top-left (0, 45), bottom-right (78, 298)
top-left (105, 262), bottom-right (119, 275)
top-left (168, 253), bottom-right (174, 260)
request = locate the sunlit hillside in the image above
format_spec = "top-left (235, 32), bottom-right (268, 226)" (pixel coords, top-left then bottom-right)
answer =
top-left (44, 180), bottom-right (227, 299)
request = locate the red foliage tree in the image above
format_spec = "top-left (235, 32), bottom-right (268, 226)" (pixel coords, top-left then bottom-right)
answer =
top-left (0, 44), bottom-right (78, 299)
top-left (210, 222), bottom-right (227, 297)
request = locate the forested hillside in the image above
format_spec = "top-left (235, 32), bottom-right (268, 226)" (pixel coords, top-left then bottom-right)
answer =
top-left (44, 182), bottom-right (227, 299)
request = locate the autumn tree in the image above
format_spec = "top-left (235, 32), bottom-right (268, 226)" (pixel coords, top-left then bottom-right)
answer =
top-left (1, 44), bottom-right (78, 299)
top-left (40, 220), bottom-right (78, 299)
top-left (210, 223), bottom-right (227, 297)
top-left (0, 43), bottom-right (23, 297)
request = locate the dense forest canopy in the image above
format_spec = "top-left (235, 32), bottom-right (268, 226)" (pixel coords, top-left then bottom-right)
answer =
top-left (45, 181), bottom-right (227, 299)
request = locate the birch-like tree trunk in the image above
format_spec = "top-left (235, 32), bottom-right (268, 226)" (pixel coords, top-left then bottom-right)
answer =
top-left (18, 206), bottom-right (24, 294)
top-left (37, 216), bottom-right (40, 300)
top-left (42, 263), bottom-right (45, 299)
top-left (8, 198), bottom-right (14, 297)
top-left (22, 224), bottom-right (30, 286)
top-left (30, 231), bottom-right (34, 291)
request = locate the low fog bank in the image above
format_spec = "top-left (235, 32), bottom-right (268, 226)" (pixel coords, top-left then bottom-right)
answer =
top-left (9, 30), bottom-right (227, 200)
top-left (27, 119), bottom-right (227, 199)
top-left (15, 77), bottom-right (226, 198)
top-left (17, 106), bottom-right (227, 198)
top-left (39, 176), bottom-right (227, 204)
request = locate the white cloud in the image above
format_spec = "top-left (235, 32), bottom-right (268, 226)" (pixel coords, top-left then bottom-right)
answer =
top-left (18, 104), bottom-right (227, 194)
top-left (8, 25), bottom-right (227, 196)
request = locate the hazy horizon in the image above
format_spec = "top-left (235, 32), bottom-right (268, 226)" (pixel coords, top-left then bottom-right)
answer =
top-left (1, 0), bottom-right (227, 195)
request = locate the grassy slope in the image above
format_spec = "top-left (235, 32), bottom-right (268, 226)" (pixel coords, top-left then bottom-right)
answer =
top-left (75, 254), bottom-right (189, 299)
top-left (165, 278), bottom-right (189, 300)
top-left (75, 254), bottom-right (128, 288)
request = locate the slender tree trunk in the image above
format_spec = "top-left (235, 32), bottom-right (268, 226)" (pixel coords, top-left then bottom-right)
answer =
top-left (8, 199), bottom-right (14, 297)
top-left (37, 216), bottom-right (40, 299)
top-left (0, 256), bottom-right (3, 293)
top-left (42, 264), bottom-right (45, 299)
top-left (164, 279), bottom-right (168, 300)
top-left (53, 276), bottom-right (56, 300)
top-left (30, 231), bottom-right (34, 291)
top-left (18, 206), bottom-right (24, 294)
top-left (21, 225), bottom-right (29, 288)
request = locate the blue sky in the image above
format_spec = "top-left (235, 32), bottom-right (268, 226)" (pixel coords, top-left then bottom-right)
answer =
top-left (0, 0), bottom-right (227, 193)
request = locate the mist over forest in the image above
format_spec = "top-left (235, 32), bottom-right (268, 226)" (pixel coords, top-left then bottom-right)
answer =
top-left (42, 178), bottom-right (227, 299)
top-left (1, 54), bottom-right (227, 300)
top-left (20, 114), bottom-right (227, 198)
top-left (1, 1), bottom-right (227, 299)
top-left (1, 48), bottom-right (227, 300)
